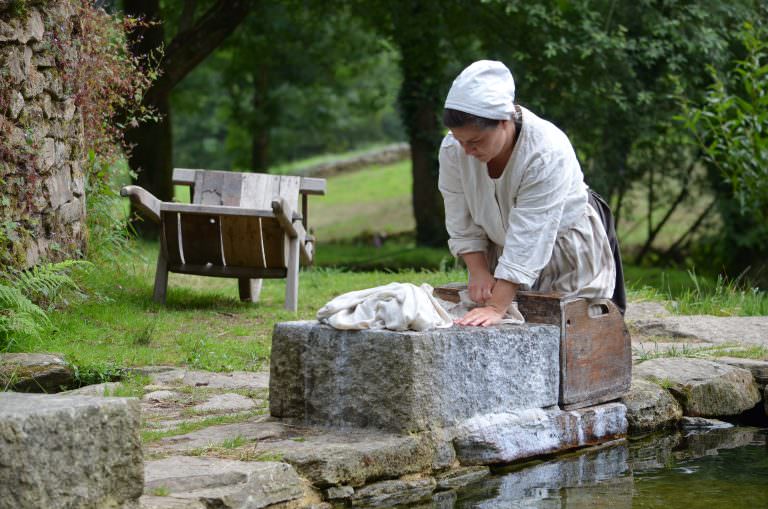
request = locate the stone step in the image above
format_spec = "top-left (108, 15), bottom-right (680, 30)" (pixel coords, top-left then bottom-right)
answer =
top-left (0, 392), bottom-right (143, 509)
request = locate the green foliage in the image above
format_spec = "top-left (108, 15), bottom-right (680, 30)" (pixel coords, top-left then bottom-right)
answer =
top-left (671, 270), bottom-right (768, 317)
top-left (172, 1), bottom-right (403, 171)
top-left (4, 260), bottom-right (90, 310)
top-left (71, 361), bottom-right (126, 388)
top-left (0, 260), bottom-right (88, 351)
top-left (0, 282), bottom-right (48, 351)
top-left (65, 3), bottom-right (157, 173)
top-left (85, 154), bottom-right (135, 262)
top-left (1, 260), bottom-right (87, 349)
top-left (678, 22), bottom-right (768, 219)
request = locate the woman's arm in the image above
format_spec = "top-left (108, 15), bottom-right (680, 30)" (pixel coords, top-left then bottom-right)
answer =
top-left (462, 251), bottom-right (494, 304)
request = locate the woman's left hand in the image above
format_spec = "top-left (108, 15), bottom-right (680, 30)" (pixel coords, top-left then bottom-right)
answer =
top-left (455, 306), bottom-right (505, 327)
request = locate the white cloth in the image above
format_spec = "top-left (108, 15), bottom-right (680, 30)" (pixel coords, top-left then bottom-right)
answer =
top-left (438, 106), bottom-right (615, 300)
top-left (317, 283), bottom-right (453, 331)
top-left (435, 290), bottom-right (525, 325)
top-left (444, 60), bottom-right (515, 120)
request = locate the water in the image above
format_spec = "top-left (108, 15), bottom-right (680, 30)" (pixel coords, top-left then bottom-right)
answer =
top-left (439, 427), bottom-right (768, 509)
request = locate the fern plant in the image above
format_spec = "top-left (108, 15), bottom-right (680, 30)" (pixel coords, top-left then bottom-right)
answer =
top-left (0, 260), bottom-right (91, 351)
top-left (4, 260), bottom-right (91, 310)
top-left (0, 283), bottom-right (48, 351)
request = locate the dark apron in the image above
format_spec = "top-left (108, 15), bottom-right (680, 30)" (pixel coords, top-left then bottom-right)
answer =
top-left (587, 189), bottom-right (627, 314)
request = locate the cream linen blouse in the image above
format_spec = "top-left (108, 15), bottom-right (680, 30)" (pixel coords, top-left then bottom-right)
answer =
top-left (438, 106), bottom-right (615, 299)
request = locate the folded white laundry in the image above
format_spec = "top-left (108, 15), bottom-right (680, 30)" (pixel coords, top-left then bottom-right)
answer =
top-left (316, 282), bottom-right (453, 331)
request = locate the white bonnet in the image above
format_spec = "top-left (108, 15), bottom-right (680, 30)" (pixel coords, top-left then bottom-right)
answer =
top-left (444, 60), bottom-right (515, 120)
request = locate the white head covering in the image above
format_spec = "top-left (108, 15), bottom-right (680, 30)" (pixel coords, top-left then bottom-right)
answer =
top-left (444, 60), bottom-right (515, 120)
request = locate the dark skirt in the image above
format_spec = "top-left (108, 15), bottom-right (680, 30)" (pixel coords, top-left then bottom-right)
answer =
top-left (587, 189), bottom-right (627, 314)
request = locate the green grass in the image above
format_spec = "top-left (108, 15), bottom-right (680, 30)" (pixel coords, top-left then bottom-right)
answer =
top-left (310, 160), bottom-right (414, 241)
top-left (625, 267), bottom-right (768, 317)
top-left (142, 410), bottom-right (266, 443)
top-left (633, 341), bottom-right (768, 362)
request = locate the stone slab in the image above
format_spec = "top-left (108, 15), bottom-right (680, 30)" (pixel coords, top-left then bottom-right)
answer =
top-left (0, 352), bottom-right (74, 392)
top-left (625, 300), bottom-right (673, 321)
top-left (143, 456), bottom-right (304, 509)
top-left (620, 378), bottom-right (682, 433)
top-left (435, 466), bottom-right (490, 490)
top-left (349, 478), bottom-right (436, 508)
top-left (634, 358), bottom-right (761, 417)
top-left (192, 393), bottom-right (256, 413)
top-left (148, 417), bottom-right (284, 453)
top-left (453, 403), bottom-right (627, 465)
top-left (270, 320), bottom-right (560, 432)
top-left (270, 428), bottom-right (445, 488)
top-left (61, 381), bottom-right (122, 397)
top-left (0, 393), bottom-right (143, 509)
top-left (133, 366), bottom-right (269, 391)
top-left (632, 316), bottom-right (768, 346)
top-left (714, 357), bottom-right (768, 388)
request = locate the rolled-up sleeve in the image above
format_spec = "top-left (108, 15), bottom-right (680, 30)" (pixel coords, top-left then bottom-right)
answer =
top-left (494, 152), bottom-right (570, 286)
top-left (438, 147), bottom-right (489, 256)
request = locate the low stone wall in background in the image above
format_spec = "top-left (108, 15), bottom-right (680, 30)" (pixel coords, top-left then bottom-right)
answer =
top-left (0, 2), bottom-right (85, 268)
top-left (296, 142), bottom-right (410, 178)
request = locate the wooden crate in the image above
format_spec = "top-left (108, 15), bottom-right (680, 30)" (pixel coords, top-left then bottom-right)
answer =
top-left (433, 284), bottom-right (631, 409)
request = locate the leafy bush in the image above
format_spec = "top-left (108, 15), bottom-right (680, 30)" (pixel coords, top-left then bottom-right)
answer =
top-left (678, 22), bottom-right (768, 219)
top-left (57, 3), bottom-right (155, 259)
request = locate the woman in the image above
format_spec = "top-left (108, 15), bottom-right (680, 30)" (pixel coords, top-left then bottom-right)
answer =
top-left (438, 60), bottom-right (622, 327)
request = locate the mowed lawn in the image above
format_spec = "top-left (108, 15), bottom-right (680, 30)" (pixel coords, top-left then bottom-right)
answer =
top-left (310, 160), bottom-right (415, 241)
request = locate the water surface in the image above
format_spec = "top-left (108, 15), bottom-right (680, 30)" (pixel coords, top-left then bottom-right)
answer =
top-left (445, 426), bottom-right (768, 509)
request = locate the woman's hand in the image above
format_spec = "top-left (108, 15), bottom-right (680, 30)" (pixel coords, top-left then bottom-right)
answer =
top-left (455, 305), bottom-right (505, 327)
top-left (468, 270), bottom-right (495, 304)
top-left (456, 278), bottom-right (519, 327)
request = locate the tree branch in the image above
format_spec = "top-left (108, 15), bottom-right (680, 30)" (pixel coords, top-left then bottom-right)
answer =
top-left (634, 159), bottom-right (697, 264)
top-left (663, 198), bottom-right (717, 260)
top-left (148, 0), bottom-right (253, 102)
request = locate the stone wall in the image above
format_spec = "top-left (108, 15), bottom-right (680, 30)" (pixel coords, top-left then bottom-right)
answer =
top-left (0, 1), bottom-right (85, 269)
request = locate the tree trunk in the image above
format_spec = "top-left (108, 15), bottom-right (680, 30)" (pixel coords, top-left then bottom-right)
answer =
top-left (408, 100), bottom-right (446, 247)
top-left (251, 66), bottom-right (271, 172)
top-left (124, 0), bottom-right (167, 236)
top-left (391, 2), bottom-right (448, 248)
top-left (125, 94), bottom-right (173, 236)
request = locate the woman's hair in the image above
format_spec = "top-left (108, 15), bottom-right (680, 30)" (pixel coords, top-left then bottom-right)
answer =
top-left (443, 108), bottom-right (501, 130)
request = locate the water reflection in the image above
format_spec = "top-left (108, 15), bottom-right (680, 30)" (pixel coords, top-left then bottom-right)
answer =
top-left (435, 426), bottom-right (767, 509)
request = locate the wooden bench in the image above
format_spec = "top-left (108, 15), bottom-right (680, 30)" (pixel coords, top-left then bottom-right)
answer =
top-left (121, 169), bottom-right (326, 311)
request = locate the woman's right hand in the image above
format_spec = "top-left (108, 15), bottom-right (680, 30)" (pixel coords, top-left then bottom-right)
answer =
top-left (468, 270), bottom-right (495, 304)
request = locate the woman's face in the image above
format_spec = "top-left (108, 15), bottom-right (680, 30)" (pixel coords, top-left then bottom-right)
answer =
top-left (450, 121), bottom-right (511, 163)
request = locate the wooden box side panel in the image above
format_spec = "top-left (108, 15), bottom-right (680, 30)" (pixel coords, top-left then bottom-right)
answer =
top-left (560, 299), bottom-right (631, 408)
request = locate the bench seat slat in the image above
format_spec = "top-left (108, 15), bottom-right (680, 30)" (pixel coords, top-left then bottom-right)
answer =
top-left (221, 216), bottom-right (267, 268)
top-left (180, 214), bottom-right (223, 266)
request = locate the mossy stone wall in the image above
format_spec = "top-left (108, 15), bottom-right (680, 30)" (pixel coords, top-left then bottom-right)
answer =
top-left (0, 1), bottom-right (85, 269)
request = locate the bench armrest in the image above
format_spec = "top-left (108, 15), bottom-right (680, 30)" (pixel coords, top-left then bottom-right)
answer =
top-left (120, 185), bottom-right (161, 223)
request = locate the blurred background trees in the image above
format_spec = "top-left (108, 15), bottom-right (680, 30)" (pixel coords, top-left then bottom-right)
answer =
top-left (113, 0), bottom-right (767, 284)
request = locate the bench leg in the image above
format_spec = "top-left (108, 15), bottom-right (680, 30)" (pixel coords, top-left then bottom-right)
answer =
top-left (239, 278), bottom-right (262, 303)
top-left (285, 236), bottom-right (299, 312)
top-left (153, 249), bottom-right (169, 304)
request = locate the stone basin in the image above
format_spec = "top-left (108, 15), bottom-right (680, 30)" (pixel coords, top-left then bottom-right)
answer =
top-left (270, 320), bottom-right (561, 432)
